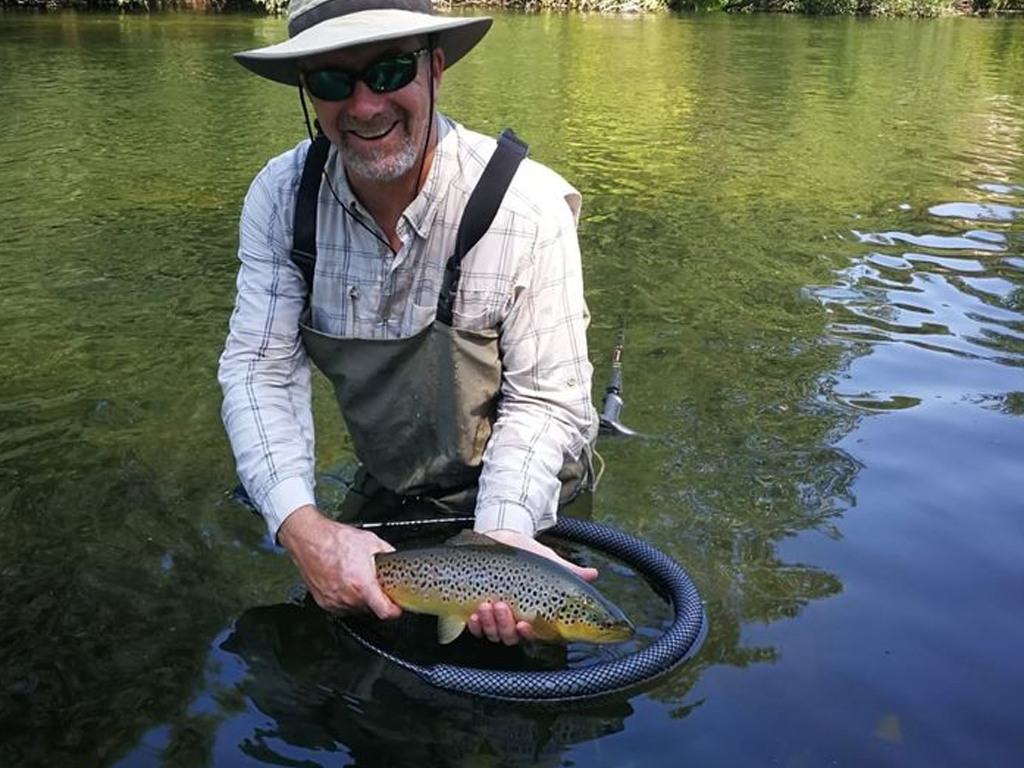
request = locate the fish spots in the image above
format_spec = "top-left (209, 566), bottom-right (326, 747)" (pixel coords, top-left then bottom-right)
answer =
top-left (375, 541), bottom-right (634, 643)
top-left (379, 545), bottom-right (578, 621)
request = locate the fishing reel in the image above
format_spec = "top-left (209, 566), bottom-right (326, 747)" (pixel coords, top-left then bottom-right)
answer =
top-left (598, 344), bottom-right (639, 438)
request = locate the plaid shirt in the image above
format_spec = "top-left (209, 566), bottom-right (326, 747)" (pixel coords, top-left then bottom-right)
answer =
top-left (219, 116), bottom-right (597, 540)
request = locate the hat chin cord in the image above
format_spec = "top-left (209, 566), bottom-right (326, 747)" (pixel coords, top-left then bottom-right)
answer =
top-left (415, 38), bottom-right (436, 209)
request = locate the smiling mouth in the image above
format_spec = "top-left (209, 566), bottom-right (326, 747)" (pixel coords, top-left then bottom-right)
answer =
top-left (349, 122), bottom-right (398, 141)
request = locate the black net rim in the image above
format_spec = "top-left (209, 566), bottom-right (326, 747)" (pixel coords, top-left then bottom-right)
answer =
top-left (336, 518), bottom-right (706, 703)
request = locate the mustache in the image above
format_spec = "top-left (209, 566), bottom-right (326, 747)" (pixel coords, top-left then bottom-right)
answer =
top-left (338, 112), bottom-right (404, 136)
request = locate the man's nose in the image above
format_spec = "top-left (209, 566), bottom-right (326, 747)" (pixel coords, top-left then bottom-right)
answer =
top-left (344, 80), bottom-right (388, 120)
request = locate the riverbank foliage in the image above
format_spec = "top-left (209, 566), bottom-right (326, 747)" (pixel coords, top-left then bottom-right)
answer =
top-left (2, 0), bottom-right (1022, 18)
top-left (716, 0), bottom-right (1020, 15)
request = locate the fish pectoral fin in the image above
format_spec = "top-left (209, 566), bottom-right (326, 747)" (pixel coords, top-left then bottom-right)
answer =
top-left (528, 616), bottom-right (561, 643)
top-left (437, 615), bottom-right (467, 645)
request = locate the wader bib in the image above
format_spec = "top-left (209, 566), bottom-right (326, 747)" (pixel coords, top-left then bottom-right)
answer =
top-left (292, 130), bottom-right (591, 516)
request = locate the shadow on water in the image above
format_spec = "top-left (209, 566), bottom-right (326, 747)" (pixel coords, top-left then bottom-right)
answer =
top-left (579, 200), bottom-right (859, 708)
top-left (0, 425), bottom-right (250, 768)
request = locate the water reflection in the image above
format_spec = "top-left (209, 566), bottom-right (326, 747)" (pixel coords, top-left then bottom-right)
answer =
top-left (0, 426), bottom-right (253, 768)
top-left (206, 603), bottom-right (634, 768)
top-left (1, 10), bottom-right (1023, 768)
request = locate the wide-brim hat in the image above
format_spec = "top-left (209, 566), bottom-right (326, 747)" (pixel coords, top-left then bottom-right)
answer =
top-left (234, 0), bottom-right (492, 87)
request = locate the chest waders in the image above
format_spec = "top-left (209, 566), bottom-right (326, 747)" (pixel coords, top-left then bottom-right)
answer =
top-left (274, 133), bottom-right (706, 704)
top-left (291, 129), bottom-right (592, 517)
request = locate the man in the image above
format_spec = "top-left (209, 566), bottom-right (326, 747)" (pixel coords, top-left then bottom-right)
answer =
top-left (219, 0), bottom-right (598, 646)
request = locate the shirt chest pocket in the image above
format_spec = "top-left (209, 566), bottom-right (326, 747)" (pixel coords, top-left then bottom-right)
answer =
top-left (450, 286), bottom-right (508, 332)
top-left (406, 300), bottom-right (438, 334)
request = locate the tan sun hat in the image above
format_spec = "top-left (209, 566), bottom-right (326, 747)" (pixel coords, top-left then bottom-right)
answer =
top-left (234, 0), bottom-right (492, 86)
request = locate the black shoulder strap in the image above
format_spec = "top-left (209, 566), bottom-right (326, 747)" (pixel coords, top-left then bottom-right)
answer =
top-left (436, 128), bottom-right (529, 326)
top-left (290, 131), bottom-right (331, 291)
top-left (290, 127), bottom-right (528, 318)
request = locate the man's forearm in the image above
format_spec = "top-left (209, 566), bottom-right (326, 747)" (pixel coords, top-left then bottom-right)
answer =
top-left (474, 191), bottom-right (596, 536)
top-left (475, 391), bottom-right (594, 536)
top-left (219, 360), bottom-right (318, 538)
top-left (221, 158), bottom-right (320, 539)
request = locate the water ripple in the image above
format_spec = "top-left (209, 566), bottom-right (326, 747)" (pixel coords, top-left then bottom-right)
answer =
top-left (811, 182), bottom-right (1024, 412)
top-left (929, 201), bottom-right (1022, 222)
top-left (854, 229), bottom-right (1008, 253)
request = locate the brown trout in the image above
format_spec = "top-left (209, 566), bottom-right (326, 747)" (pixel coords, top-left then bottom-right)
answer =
top-left (374, 530), bottom-right (635, 645)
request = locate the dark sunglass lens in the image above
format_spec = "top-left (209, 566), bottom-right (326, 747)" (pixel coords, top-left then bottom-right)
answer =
top-left (304, 52), bottom-right (420, 101)
top-left (364, 53), bottom-right (418, 94)
top-left (306, 70), bottom-right (356, 101)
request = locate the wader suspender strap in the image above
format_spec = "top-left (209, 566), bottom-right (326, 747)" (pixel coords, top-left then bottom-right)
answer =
top-left (289, 128), bottom-right (529, 318)
top-left (436, 128), bottom-right (529, 325)
top-left (291, 131), bottom-right (332, 292)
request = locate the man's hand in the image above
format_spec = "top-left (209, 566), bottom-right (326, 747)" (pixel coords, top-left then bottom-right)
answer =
top-left (466, 529), bottom-right (599, 646)
top-left (277, 505), bottom-right (401, 620)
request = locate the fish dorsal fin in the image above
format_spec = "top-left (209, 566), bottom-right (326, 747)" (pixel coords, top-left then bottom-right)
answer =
top-left (437, 615), bottom-right (467, 645)
top-left (446, 529), bottom-right (502, 548)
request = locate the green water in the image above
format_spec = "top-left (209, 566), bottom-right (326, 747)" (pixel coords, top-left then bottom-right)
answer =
top-left (1, 10), bottom-right (1022, 768)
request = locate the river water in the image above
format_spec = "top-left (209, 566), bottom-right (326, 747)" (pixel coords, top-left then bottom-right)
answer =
top-left (1, 9), bottom-right (1022, 768)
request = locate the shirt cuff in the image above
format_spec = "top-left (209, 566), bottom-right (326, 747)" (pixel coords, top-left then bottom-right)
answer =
top-left (474, 501), bottom-right (536, 538)
top-left (259, 475), bottom-right (317, 541)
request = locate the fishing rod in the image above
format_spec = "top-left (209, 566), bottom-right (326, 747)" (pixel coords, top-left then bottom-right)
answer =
top-left (231, 485), bottom-right (474, 530)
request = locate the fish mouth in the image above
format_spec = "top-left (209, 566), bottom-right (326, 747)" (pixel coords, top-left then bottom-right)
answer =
top-left (598, 616), bottom-right (636, 642)
top-left (570, 619), bottom-right (635, 644)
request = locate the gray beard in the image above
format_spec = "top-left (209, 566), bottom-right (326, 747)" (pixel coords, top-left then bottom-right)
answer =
top-left (339, 127), bottom-right (419, 183)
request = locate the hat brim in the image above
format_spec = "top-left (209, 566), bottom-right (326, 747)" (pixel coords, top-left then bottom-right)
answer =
top-left (234, 10), bottom-right (492, 86)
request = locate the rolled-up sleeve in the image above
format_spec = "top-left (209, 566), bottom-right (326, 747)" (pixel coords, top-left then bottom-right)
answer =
top-left (474, 189), bottom-right (597, 537)
top-left (218, 151), bottom-right (317, 539)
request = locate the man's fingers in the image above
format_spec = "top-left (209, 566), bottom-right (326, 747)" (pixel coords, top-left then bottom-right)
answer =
top-left (281, 515), bottom-right (405, 617)
top-left (492, 602), bottom-right (520, 645)
top-left (375, 539), bottom-right (397, 556)
top-left (483, 529), bottom-right (600, 583)
top-left (515, 620), bottom-right (537, 642)
top-left (467, 601), bottom-right (543, 645)
top-left (470, 602), bottom-right (526, 645)
top-left (571, 564), bottom-right (599, 582)
top-left (476, 602), bottom-right (502, 643)
top-left (366, 587), bottom-right (402, 620)
top-left (539, 546), bottom-right (599, 583)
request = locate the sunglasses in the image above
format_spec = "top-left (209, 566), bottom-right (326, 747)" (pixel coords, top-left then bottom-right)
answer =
top-left (302, 49), bottom-right (429, 102)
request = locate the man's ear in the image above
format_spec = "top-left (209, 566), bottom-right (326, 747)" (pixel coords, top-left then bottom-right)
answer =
top-left (431, 47), bottom-right (445, 96)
